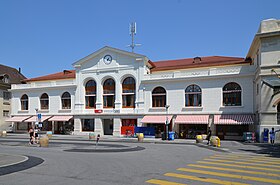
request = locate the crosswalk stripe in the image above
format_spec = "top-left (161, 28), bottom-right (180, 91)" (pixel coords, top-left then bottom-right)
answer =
top-left (210, 156), bottom-right (280, 164)
top-left (146, 179), bottom-right (187, 185)
top-left (198, 161), bottom-right (280, 172)
top-left (177, 168), bottom-right (280, 184)
top-left (204, 158), bottom-right (280, 168)
top-left (188, 164), bottom-right (280, 177)
top-left (214, 154), bottom-right (280, 162)
top-left (164, 172), bottom-right (250, 185)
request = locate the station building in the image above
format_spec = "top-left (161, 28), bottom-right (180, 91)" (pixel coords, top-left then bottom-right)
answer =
top-left (7, 19), bottom-right (280, 141)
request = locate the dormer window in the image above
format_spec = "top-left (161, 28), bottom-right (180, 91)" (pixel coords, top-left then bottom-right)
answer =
top-left (193, 57), bottom-right (202, 63)
top-left (0, 74), bottom-right (9, 83)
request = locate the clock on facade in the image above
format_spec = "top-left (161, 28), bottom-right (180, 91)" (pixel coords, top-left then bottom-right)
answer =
top-left (103, 55), bottom-right (112, 65)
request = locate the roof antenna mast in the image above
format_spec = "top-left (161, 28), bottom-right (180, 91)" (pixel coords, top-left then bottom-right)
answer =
top-left (128, 22), bottom-right (141, 52)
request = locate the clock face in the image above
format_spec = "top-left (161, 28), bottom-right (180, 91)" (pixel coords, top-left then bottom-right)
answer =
top-left (103, 55), bottom-right (112, 65)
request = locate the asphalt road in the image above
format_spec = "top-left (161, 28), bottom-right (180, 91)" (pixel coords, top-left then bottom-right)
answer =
top-left (0, 136), bottom-right (279, 185)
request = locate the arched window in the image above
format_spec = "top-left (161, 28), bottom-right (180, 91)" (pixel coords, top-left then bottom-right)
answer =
top-left (277, 103), bottom-right (280, 125)
top-left (185, 84), bottom-right (201, 107)
top-left (61, 92), bottom-right (71, 109)
top-left (103, 78), bottom-right (115, 108)
top-left (152, 87), bottom-right (166, 107)
top-left (223, 82), bottom-right (241, 106)
top-left (122, 77), bottom-right (135, 108)
top-left (85, 80), bottom-right (96, 108)
top-left (21, 94), bottom-right (28, 110)
top-left (40, 93), bottom-right (49, 110)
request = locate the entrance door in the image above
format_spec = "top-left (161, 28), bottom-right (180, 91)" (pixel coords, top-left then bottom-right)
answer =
top-left (103, 119), bottom-right (113, 135)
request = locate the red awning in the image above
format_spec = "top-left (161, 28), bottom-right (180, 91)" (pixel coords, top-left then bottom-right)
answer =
top-left (175, 115), bottom-right (209, 124)
top-left (5, 116), bottom-right (31, 122)
top-left (24, 116), bottom-right (52, 122)
top-left (141, 115), bottom-right (173, 124)
top-left (49, 116), bottom-right (73, 122)
top-left (214, 114), bottom-right (254, 125)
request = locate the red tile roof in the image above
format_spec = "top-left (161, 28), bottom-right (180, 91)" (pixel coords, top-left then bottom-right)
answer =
top-left (151, 56), bottom-right (247, 72)
top-left (22, 56), bottom-right (249, 82)
top-left (24, 70), bottom-right (75, 82)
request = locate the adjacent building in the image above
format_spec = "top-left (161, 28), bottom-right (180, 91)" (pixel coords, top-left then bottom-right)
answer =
top-left (0, 65), bottom-right (26, 131)
top-left (8, 19), bottom-right (280, 141)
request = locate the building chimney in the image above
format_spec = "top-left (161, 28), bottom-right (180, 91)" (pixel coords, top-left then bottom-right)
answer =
top-left (193, 57), bottom-right (202, 63)
top-left (18, 67), bottom-right (21, 73)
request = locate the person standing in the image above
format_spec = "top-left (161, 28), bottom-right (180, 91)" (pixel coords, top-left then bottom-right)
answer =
top-left (207, 128), bottom-right (212, 145)
top-left (269, 127), bottom-right (275, 145)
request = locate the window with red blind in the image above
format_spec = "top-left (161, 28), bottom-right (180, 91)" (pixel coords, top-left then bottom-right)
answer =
top-left (103, 78), bottom-right (115, 108)
top-left (85, 80), bottom-right (96, 109)
top-left (122, 77), bottom-right (135, 108)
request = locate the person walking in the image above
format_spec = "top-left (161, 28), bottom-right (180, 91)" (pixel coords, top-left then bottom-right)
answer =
top-left (269, 127), bottom-right (276, 145)
top-left (207, 128), bottom-right (212, 145)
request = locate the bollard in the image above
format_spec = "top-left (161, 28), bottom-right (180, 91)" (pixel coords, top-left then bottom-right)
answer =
top-left (210, 136), bottom-right (220, 147)
top-left (2, 131), bottom-right (7, 137)
top-left (138, 133), bottom-right (144, 142)
top-left (196, 135), bottom-right (203, 143)
top-left (39, 135), bottom-right (49, 147)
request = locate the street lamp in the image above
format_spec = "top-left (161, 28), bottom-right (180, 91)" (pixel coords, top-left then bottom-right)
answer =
top-left (165, 105), bottom-right (170, 140)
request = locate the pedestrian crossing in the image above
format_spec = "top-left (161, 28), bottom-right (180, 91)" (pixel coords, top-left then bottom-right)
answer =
top-left (146, 153), bottom-right (280, 185)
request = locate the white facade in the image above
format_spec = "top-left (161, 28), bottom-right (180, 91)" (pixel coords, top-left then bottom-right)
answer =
top-left (9, 19), bottom-right (280, 141)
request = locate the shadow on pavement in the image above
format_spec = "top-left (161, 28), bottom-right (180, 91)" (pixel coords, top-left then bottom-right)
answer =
top-left (238, 144), bottom-right (280, 158)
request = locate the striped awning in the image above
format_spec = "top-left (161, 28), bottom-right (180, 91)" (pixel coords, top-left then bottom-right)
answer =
top-left (5, 116), bottom-right (31, 122)
top-left (49, 116), bottom-right (73, 122)
top-left (141, 115), bottom-right (173, 124)
top-left (175, 115), bottom-right (209, 124)
top-left (214, 114), bottom-right (254, 125)
top-left (24, 116), bottom-right (52, 122)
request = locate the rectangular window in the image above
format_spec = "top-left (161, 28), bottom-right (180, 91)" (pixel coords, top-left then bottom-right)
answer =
top-left (85, 96), bottom-right (96, 109)
top-left (41, 100), bottom-right (49, 109)
top-left (3, 110), bottom-right (9, 117)
top-left (82, 119), bottom-right (95, 131)
top-left (122, 94), bottom-right (135, 108)
top-left (103, 95), bottom-right (115, 108)
top-left (62, 99), bottom-right (71, 109)
top-left (3, 91), bottom-right (11, 101)
top-left (152, 95), bottom-right (166, 107)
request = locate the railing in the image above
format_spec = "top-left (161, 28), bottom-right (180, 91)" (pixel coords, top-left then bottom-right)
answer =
top-left (143, 66), bottom-right (245, 81)
top-left (12, 80), bottom-right (76, 89)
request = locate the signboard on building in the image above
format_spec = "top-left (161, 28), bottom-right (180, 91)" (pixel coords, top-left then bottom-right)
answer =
top-left (94, 110), bottom-right (103, 113)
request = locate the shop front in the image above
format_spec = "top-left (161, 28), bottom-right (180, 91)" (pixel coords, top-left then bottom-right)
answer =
top-left (121, 119), bottom-right (137, 137)
top-left (175, 115), bottom-right (209, 139)
top-left (141, 115), bottom-right (173, 138)
top-left (214, 114), bottom-right (254, 140)
top-left (49, 116), bottom-right (74, 134)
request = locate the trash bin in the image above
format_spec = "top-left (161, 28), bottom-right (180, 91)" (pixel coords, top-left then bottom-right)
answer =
top-left (196, 135), bottom-right (203, 143)
top-left (168, 132), bottom-right (175, 141)
top-left (263, 128), bottom-right (269, 143)
top-left (243, 132), bottom-right (253, 142)
top-left (138, 133), bottom-right (144, 142)
top-left (161, 132), bottom-right (166, 140)
top-left (89, 132), bottom-right (95, 140)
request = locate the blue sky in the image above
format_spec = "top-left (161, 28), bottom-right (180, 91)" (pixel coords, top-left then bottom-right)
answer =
top-left (0, 0), bottom-right (279, 78)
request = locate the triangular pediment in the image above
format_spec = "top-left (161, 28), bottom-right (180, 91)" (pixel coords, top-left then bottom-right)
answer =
top-left (72, 46), bottom-right (147, 68)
